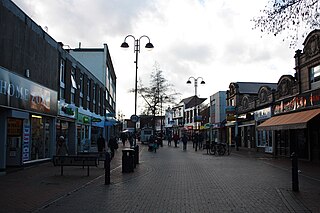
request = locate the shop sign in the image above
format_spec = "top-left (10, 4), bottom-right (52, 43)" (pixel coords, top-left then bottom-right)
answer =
top-left (77, 113), bottom-right (91, 124)
top-left (22, 125), bottom-right (30, 162)
top-left (254, 107), bottom-right (271, 121)
top-left (225, 106), bottom-right (236, 114)
top-left (226, 115), bottom-right (236, 121)
top-left (273, 90), bottom-right (320, 115)
top-left (92, 116), bottom-right (104, 127)
top-left (58, 101), bottom-right (77, 119)
top-left (0, 66), bottom-right (58, 115)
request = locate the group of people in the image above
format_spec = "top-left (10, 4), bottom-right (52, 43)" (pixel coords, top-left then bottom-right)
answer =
top-left (166, 132), bottom-right (204, 151)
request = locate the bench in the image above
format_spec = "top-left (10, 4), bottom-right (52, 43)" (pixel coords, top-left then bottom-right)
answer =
top-left (77, 151), bottom-right (108, 163)
top-left (53, 155), bottom-right (98, 176)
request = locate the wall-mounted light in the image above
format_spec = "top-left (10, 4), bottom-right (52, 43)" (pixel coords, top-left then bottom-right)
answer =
top-left (25, 69), bottom-right (30, 78)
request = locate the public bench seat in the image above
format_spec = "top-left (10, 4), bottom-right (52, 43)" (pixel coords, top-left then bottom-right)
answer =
top-left (53, 155), bottom-right (98, 176)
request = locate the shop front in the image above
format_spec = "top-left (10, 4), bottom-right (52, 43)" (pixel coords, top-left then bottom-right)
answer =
top-left (258, 108), bottom-right (320, 160)
top-left (0, 66), bottom-right (57, 171)
top-left (77, 111), bottom-right (91, 152)
top-left (255, 107), bottom-right (273, 153)
top-left (91, 115), bottom-right (105, 150)
top-left (56, 101), bottom-right (77, 154)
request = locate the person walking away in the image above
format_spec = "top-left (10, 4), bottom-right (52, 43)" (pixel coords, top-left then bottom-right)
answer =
top-left (194, 133), bottom-right (199, 152)
top-left (121, 133), bottom-right (127, 146)
top-left (108, 136), bottom-right (118, 159)
top-left (182, 134), bottom-right (188, 151)
top-left (97, 134), bottom-right (105, 153)
top-left (199, 133), bottom-right (204, 149)
top-left (167, 133), bottom-right (172, 146)
top-left (56, 136), bottom-right (68, 155)
top-left (173, 133), bottom-right (179, 148)
top-left (128, 134), bottom-right (134, 147)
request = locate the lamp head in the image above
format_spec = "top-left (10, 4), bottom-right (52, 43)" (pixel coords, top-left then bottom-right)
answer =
top-left (200, 80), bottom-right (205, 84)
top-left (145, 42), bottom-right (154, 49)
top-left (186, 80), bottom-right (191, 84)
top-left (120, 42), bottom-right (129, 48)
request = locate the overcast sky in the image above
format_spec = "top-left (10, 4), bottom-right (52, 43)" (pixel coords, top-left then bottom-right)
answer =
top-left (12, 0), bottom-right (301, 119)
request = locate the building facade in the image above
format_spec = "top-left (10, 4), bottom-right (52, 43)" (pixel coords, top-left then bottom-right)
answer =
top-left (0, 0), bottom-right (116, 173)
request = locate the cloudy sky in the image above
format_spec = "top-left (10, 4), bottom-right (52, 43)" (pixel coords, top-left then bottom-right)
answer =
top-left (12, 0), bottom-right (301, 119)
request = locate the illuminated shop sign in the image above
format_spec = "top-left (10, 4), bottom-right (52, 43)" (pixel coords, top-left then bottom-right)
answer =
top-left (273, 90), bottom-right (320, 115)
top-left (58, 101), bottom-right (77, 119)
top-left (77, 113), bottom-right (91, 124)
top-left (0, 66), bottom-right (57, 115)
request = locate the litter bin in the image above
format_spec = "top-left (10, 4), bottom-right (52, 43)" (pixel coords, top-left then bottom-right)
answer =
top-left (122, 148), bottom-right (134, 173)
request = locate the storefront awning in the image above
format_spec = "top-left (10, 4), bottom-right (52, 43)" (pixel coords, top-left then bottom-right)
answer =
top-left (257, 108), bottom-right (320, 130)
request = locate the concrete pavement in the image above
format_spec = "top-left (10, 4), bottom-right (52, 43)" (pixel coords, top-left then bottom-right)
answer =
top-left (0, 141), bottom-right (319, 212)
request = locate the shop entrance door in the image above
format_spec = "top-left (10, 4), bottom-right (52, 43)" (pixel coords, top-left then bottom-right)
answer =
top-left (6, 118), bottom-right (23, 166)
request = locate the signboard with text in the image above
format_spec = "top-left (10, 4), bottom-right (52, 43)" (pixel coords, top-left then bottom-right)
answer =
top-left (273, 90), bottom-right (320, 115)
top-left (0, 66), bottom-right (58, 115)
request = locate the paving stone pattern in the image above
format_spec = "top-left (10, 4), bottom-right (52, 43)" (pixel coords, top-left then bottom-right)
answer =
top-left (31, 144), bottom-right (319, 213)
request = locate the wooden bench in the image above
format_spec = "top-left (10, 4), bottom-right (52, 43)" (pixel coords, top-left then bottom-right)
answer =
top-left (53, 155), bottom-right (98, 176)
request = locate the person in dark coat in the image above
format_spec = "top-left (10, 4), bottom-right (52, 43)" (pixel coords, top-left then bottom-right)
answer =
top-left (97, 134), bottom-right (105, 153)
top-left (173, 133), bottom-right (179, 148)
top-left (181, 134), bottom-right (188, 151)
top-left (108, 136), bottom-right (118, 159)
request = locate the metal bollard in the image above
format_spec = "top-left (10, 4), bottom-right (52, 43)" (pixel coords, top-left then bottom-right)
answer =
top-left (104, 151), bottom-right (111, 185)
top-left (291, 152), bottom-right (299, 192)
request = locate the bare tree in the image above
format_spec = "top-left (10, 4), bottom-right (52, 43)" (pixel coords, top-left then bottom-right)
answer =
top-left (252, 0), bottom-right (320, 47)
top-left (138, 63), bottom-right (178, 115)
top-left (133, 62), bottom-right (179, 133)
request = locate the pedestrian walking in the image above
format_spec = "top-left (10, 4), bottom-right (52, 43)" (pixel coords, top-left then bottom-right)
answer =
top-left (97, 134), bottom-right (105, 153)
top-left (181, 134), bottom-right (188, 151)
top-left (128, 134), bottom-right (134, 147)
top-left (194, 132), bottom-right (199, 152)
top-left (108, 136), bottom-right (118, 159)
top-left (173, 133), bottom-right (179, 148)
top-left (199, 133), bottom-right (204, 149)
top-left (56, 136), bottom-right (69, 155)
top-left (167, 133), bottom-right (172, 146)
top-left (121, 133), bottom-right (127, 146)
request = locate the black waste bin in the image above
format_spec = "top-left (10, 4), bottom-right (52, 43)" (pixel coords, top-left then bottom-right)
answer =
top-left (122, 148), bottom-right (134, 173)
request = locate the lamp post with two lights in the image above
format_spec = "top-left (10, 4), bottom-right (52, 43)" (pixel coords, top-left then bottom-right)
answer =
top-left (186, 77), bottom-right (205, 130)
top-left (121, 35), bottom-right (154, 147)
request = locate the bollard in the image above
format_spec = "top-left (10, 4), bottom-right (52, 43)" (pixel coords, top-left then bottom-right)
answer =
top-left (134, 145), bottom-right (139, 165)
top-left (104, 151), bottom-right (111, 185)
top-left (291, 152), bottom-right (299, 192)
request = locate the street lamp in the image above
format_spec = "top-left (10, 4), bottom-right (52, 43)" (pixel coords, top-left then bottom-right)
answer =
top-left (186, 77), bottom-right (205, 130)
top-left (121, 35), bottom-right (154, 146)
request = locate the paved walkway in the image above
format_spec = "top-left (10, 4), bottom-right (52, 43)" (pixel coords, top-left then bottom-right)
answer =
top-left (0, 142), bottom-right (319, 213)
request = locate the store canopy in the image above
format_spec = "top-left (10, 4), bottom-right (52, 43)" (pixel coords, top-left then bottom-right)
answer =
top-left (257, 108), bottom-right (320, 131)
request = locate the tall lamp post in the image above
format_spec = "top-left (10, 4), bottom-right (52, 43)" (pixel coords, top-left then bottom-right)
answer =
top-left (121, 35), bottom-right (154, 146)
top-left (186, 77), bottom-right (205, 130)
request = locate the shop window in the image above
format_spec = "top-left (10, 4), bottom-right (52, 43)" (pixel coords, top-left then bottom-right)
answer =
top-left (71, 68), bottom-right (77, 104)
top-left (87, 79), bottom-right (91, 107)
top-left (59, 59), bottom-right (66, 100)
top-left (310, 65), bottom-right (320, 89)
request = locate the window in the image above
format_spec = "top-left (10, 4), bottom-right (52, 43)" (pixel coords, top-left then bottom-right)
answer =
top-left (71, 68), bottom-right (76, 104)
top-left (93, 84), bottom-right (96, 113)
top-left (98, 88), bottom-right (101, 114)
top-left (310, 65), bottom-right (320, 89)
top-left (87, 79), bottom-right (91, 107)
top-left (59, 59), bottom-right (66, 99)
top-left (79, 73), bottom-right (84, 107)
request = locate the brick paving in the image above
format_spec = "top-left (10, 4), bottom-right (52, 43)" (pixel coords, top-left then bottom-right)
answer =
top-left (0, 142), bottom-right (319, 213)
